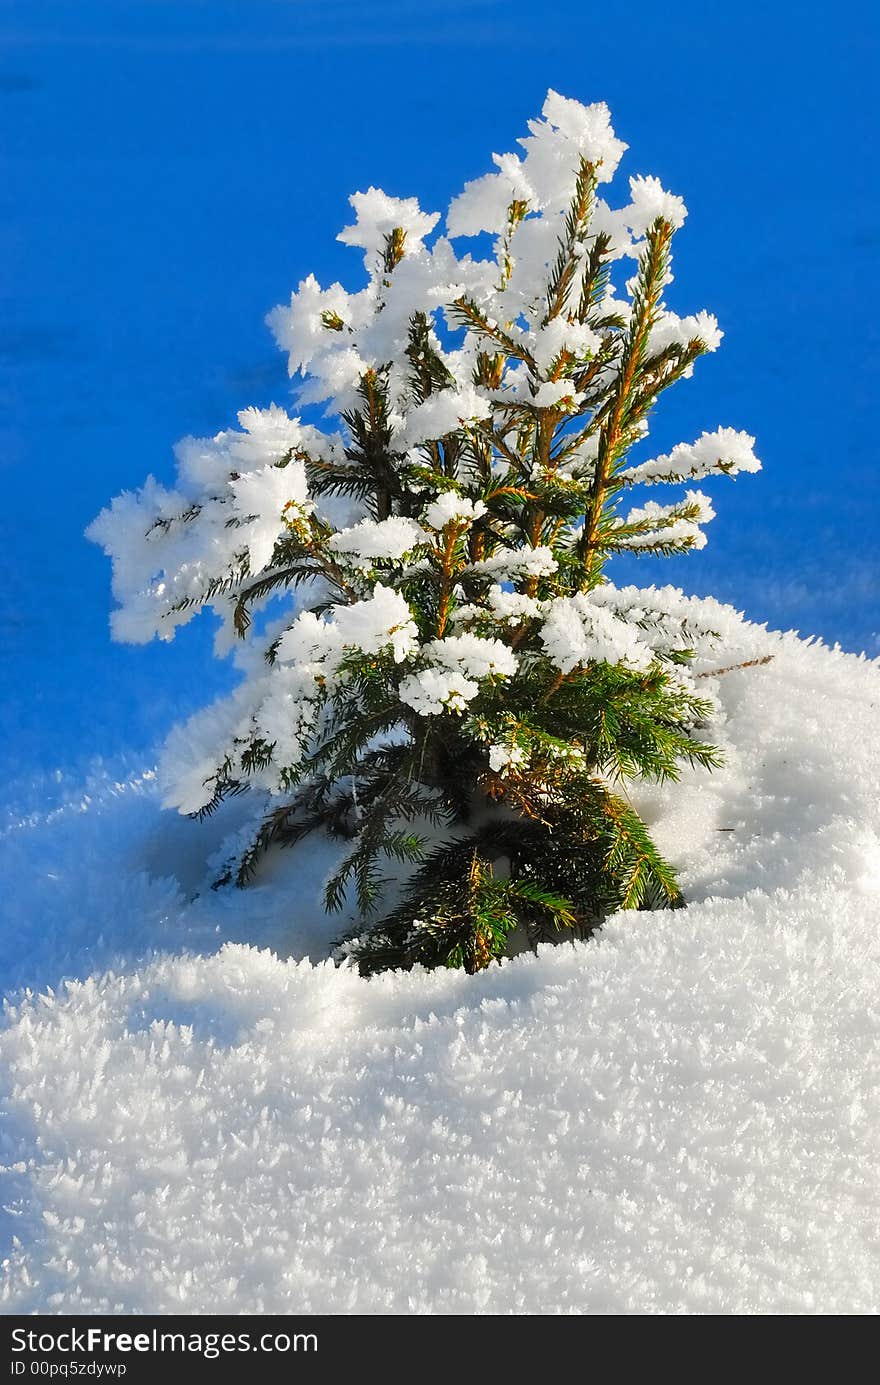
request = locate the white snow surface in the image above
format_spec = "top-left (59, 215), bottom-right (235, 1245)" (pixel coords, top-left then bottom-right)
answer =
top-left (1, 612), bottom-right (879, 1315)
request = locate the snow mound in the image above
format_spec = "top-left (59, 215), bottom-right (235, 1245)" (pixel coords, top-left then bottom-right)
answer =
top-left (2, 612), bottom-right (879, 1314)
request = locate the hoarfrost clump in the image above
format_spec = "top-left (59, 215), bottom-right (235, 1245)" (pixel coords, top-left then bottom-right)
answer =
top-left (89, 91), bottom-right (760, 974)
top-left (423, 494), bottom-right (487, 530)
top-left (622, 428), bottom-right (761, 486)
top-left (328, 516), bottom-right (428, 564)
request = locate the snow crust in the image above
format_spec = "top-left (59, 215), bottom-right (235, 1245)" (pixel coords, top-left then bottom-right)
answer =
top-left (1, 614), bottom-right (879, 1315)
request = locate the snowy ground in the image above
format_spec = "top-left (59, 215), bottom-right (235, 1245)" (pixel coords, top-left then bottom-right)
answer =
top-left (1, 609), bottom-right (879, 1314)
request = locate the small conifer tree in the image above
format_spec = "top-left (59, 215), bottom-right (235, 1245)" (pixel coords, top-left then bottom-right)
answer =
top-left (89, 92), bottom-right (760, 974)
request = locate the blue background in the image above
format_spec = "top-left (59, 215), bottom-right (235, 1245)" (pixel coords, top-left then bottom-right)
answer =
top-left (2, 0), bottom-right (877, 787)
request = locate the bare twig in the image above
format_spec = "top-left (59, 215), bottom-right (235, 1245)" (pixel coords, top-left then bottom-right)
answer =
top-left (697, 654), bottom-right (774, 680)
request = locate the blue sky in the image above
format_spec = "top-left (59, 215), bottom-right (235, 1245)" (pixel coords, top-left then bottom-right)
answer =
top-left (1, 0), bottom-right (877, 786)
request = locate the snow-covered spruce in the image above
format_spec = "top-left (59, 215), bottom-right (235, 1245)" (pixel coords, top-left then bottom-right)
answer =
top-left (88, 92), bottom-right (760, 973)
